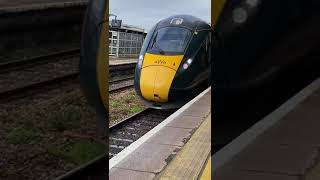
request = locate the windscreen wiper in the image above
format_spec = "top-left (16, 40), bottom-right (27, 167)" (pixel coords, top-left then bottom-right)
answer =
top-left (153, 42), bottom-right (165, 55)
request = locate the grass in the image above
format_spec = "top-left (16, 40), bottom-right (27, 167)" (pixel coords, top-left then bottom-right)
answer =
top-left (124, 93), bottom-right (136, 103)
top-left (111, 101), bottom-right (122, 109)
top-left (109, 89), bottom-right (146, 126)
top-left (61, 105), bottom-right (82, 123)
top-left (129, 106), bottom-right (143, 113)
top-left (7, 126), bottom-right (38, 145)
top-left (48, 104), bottom-right (82, 131)
top-left (66, 140), bottom-right (105, 165)
top-left (46, 140), bottom-right (105, 166)
top-left (0, 85), bottom-right (104, 179)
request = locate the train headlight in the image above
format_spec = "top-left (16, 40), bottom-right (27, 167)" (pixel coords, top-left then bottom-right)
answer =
top-left (182, 58), bottom-right (192, 70)
top-left (183, 63), bottom-right (189, 70)
top-left (138, 54), bottom-right (144, 67)
top-left (139, 55), bottom-right (144, 61)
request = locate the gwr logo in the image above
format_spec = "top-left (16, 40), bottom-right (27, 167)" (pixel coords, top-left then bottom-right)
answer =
top-left (154, 59), bottom-right (166, 64)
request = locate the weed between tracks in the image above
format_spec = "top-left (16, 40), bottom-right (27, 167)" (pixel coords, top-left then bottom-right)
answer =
top-left (109, 88), bottom-right (146, 126)
top-left (0, 85), bottom-right (105, 180)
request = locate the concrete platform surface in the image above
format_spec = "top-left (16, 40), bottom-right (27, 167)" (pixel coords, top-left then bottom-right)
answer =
top-left (109, 58), bottom-right (138, 66)
top-left (109, 87), bottom-right (211, 180)
top-left (213, 77), bottom-right (320, 180)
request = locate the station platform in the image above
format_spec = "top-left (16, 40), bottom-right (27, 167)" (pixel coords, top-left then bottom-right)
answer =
top-left (214, 77), bottom-right (320, 180)
top-left (109, 87), bottom-right (211, 180)
top-left (109, 57), bottom-right (138, 66)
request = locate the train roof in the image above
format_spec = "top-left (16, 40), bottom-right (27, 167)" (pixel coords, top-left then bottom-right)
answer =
top-left (156, 15), bottom-right (211, 31)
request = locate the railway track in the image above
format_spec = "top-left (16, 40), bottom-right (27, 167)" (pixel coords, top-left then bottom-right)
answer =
top-left (0, 2), bottom-right (86, 67)
top-left (0, 50), bottom-right (136, 101)
top-left (0, 72), bottom-right (79, 101)
top-left (109, 77), bottom-right (134, 93)
top-left (109, 76), bottom-right (134, 84)
top-left (0, 74), bottom-right (135, 102)
top-left (109, 108), bottom-right (176, 159)
top-left (0, 49), bottom-right (136, 73)
top-left (0, 48), bottom-right (80, 74)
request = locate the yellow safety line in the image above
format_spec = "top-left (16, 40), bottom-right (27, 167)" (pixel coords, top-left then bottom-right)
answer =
top-left (159, 113), bottom-right (211, 179)
top-left (200, 156), bottom-right (211, 180)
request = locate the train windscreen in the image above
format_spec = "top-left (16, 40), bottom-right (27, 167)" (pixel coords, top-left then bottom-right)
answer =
top-left (149, 27), bottom-right (191, 54)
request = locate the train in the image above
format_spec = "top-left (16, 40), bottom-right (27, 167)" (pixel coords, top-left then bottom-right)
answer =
top-left (212, 0), bottom-right (320, 143)
top-left (134, 15), bottom-right (212, 109)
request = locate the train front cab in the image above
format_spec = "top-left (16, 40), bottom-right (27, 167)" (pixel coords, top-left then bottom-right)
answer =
top-left (135, 15), bottom-right (212, 109)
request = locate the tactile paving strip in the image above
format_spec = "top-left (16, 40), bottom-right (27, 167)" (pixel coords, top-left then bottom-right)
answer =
top-left (159, 113), bottom-right (211, 179)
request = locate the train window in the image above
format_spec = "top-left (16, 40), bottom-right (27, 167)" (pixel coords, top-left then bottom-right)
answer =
top-left (140, 25), bottom-right (156, 55)
top-left (149, 27), bottom-right (191, 54)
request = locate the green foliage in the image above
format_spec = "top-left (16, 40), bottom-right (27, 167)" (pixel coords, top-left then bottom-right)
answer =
top-left (7, 126), bottom-right (38, 145)
top-left (111, 101), bottom-right (121, 108)
top-left (124, 94), bottom-right (135, 103)
top-left (46, 140), bottom-right (105, 165)
top-left (48, 119), bottom-right (66, 132)
top-left (65, 140), bottom-right (105, 165)
top-left (48, 105), bottom-right (82, 131)
top-left (129, 106), bottom-right (143, 113)
top-left (61, 105), bottom-right (82, 122)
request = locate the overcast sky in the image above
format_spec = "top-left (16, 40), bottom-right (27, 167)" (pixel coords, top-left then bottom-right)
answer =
top-left (110, 0), bottom-right (210, 31)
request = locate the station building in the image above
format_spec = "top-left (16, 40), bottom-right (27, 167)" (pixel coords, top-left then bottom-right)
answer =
top-left (109, 22), bottom-right (146, 58)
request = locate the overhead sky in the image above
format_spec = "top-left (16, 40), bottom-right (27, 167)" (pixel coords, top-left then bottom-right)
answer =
top-left (110, 0), bottom-right (211, 32)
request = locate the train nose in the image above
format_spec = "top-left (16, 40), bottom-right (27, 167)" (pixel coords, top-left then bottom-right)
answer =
top-left (139, 53), bottom-right (184, 103)
top-left (140, 66), bottom-right (175, 102)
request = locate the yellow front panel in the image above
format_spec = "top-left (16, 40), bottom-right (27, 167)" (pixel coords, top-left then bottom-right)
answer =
top-left (139, 67), bottom-right (157, 102)
top-left (153, 66), bottom-right (176, 102)
top-left (142, 53), bottom-right (184, 71)
top-left (140, 53), bottom-right (184, 103)
top-left (140, 66), bottom-right (176, 103)
top-left (212, 0), bottom-right (226, 26)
